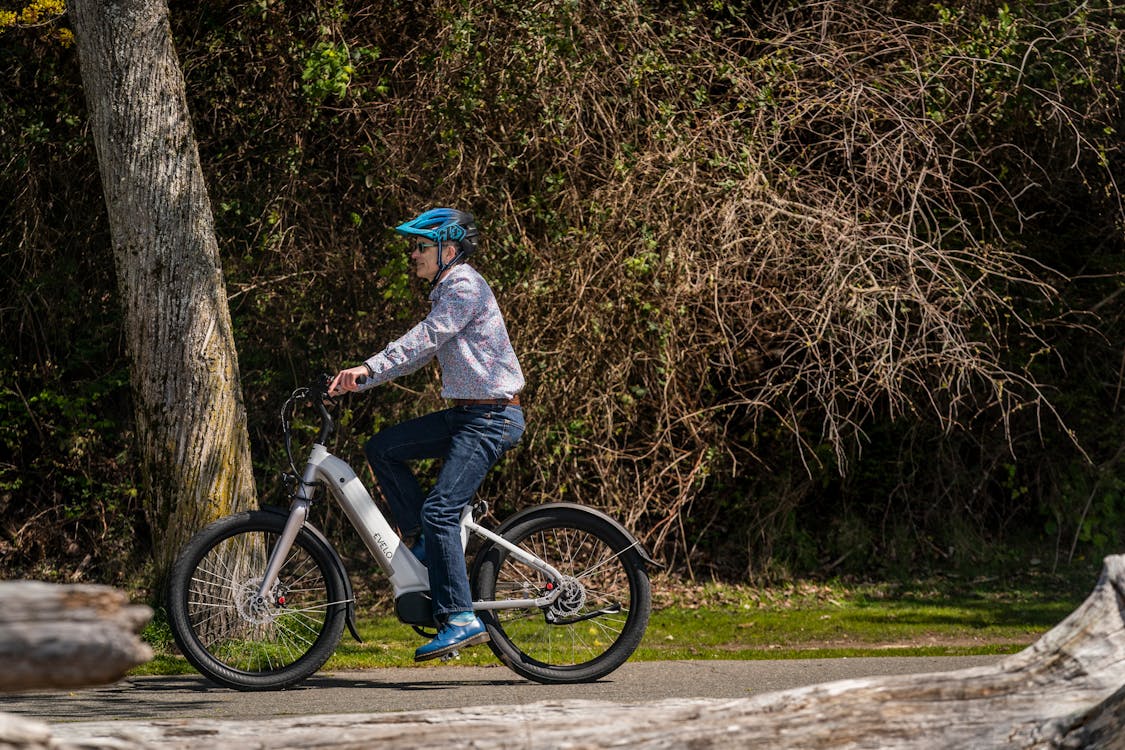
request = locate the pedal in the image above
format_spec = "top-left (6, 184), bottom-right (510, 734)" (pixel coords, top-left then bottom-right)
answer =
top-left (439, 650), bottom-right (461, 662)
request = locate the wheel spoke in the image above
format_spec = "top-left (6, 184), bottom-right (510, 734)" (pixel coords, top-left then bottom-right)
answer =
top-left (480, 515), bottom-right (650, 680)
top-left (173, 518), bottom-right (345, 685)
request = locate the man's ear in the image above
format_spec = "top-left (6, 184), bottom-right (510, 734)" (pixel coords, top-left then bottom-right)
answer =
top-left (443, 243), bottom-right (460, 263)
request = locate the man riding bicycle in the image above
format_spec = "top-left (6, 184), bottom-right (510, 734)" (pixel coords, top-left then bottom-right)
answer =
top-left (329, 208), bottom-right (525, 662)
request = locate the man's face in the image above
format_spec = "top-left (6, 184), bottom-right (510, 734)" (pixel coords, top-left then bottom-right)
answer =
top-left (410, 240), bottom-right (452, 280)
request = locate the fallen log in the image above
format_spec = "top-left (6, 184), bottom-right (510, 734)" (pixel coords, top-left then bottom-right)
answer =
top-left (0, 713), bottom-right (53, 750)
top-left (22, 556), bottom-right (1125, 748)
top-left (0, 580), bottom-right (153, 692)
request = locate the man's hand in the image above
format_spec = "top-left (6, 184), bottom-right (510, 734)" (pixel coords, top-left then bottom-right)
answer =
top-left (329, 366), bottom-right (371, 397)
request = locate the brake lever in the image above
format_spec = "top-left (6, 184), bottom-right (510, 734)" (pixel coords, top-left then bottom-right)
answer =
top-left (317, 372), bottom-right (367, 405)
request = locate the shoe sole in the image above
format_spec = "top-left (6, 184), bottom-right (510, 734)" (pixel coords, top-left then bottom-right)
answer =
top-left (413, 632), bottom-right (491, 663)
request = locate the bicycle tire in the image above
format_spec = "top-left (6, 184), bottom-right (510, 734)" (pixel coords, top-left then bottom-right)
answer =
top-left (167, 511), bottom-right (348, 690)
top-left (472, 506), bottom-right (652, 683)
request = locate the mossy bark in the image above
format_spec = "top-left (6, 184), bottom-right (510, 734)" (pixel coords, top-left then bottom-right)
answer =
top-left (69, 0), bottom-right (256, 583)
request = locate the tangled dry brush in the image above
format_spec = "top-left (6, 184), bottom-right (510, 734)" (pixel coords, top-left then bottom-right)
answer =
top-left (301, 0), bottom-right (1121, 573)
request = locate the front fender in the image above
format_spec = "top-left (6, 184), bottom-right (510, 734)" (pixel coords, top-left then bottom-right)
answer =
top-left (260, 505), bottom-right (363, 643)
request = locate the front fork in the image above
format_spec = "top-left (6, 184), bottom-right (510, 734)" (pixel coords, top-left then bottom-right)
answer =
top-left (256, 454), bottom-right (319, 602)
top-left (256, 497), bottom-right (311, 601)
top-left (257, 448), bottom-right (324, 600)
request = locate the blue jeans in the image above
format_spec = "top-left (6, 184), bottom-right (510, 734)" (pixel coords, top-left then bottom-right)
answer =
top-left (365, 404), bottom-right (525, 620)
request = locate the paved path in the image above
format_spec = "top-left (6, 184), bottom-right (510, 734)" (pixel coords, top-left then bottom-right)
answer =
top-left (2, 656), bottom-right (1001, 723)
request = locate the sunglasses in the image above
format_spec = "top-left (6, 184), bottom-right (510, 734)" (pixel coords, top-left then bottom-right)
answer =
top-left (413, 240), bottom-right (439, 252)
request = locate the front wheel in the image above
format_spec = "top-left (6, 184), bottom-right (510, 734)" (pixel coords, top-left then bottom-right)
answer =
top-left (473, 506), bottom-right (652, 683)
top-left (167, 511), bottom-right (348, 690)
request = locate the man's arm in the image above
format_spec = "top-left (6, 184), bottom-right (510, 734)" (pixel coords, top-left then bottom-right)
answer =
top-left (330, 273), bottom-right (483, 396)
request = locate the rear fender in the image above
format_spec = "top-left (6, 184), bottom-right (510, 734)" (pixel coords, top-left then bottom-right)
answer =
top-left (470, 502), bottom-right (661, 586)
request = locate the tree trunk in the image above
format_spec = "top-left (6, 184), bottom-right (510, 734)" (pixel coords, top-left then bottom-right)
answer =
top-left (68, 0), bottom-right (256, 581)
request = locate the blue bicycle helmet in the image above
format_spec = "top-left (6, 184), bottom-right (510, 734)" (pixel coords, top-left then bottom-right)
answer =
top-left (394, 208), bottom-right (479, 285)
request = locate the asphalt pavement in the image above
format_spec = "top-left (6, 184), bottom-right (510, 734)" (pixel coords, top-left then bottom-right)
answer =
top-left (1, 656), bottom-right (1001, 724)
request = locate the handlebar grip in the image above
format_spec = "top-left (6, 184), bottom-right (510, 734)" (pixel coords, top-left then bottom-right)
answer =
top-left (356, 375), bottom-right (368, 386)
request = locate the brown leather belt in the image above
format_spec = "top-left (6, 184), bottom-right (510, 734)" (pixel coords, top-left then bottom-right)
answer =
top-left (453, 394), bottom-right (521, 407)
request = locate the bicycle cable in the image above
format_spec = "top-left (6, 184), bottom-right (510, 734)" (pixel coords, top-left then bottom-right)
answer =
top-left (281, 386), bottom-right (310, 478)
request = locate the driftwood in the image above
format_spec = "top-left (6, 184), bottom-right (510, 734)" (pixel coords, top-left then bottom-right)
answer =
top-left (0, 580), bottom-right (153, 692)
top-left (13, 556), bottom-right (1125, 749)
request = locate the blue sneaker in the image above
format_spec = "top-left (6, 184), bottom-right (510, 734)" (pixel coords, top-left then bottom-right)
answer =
top-left (414, 614), bottom-right (489, 662)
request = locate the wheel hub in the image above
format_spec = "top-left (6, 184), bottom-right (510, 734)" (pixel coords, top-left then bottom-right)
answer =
top-left (234, 578), bottom-right (288, 625)
top-left (546, 576), bottom-right (586, 618)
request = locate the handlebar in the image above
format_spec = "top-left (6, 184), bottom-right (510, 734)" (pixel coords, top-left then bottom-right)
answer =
top-left (281, 372), bottom-right (370, 477)
top-left (282, 374), bottom-right (333, 476)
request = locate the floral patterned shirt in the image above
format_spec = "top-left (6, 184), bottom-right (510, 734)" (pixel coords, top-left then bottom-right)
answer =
top-left (362, 264), bottom-right (525, 400)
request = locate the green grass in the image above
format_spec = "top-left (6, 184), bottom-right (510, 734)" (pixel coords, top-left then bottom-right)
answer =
top-left (133, 568), bottom-right (1092, 676)
top-left (634, 598), bottom-right (1066, 661)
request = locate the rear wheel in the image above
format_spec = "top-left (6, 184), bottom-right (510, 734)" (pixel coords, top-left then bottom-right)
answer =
top-left (473, 506), bottom-right (651, 683)
top-left (167, 511), bottom-right (348, 690)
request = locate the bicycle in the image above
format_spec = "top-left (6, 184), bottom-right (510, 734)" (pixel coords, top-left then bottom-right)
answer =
top-left (166, 374), bottom-right (656, 690)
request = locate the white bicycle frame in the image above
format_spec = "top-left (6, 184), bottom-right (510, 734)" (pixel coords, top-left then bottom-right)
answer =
top-left (256, 443), bottom-right (566, 612)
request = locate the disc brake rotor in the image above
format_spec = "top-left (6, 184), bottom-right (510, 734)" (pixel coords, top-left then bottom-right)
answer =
top-left (234, 578), bottom-right (289, 625)
top-left (546, 576), bottom-right (586, 618)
